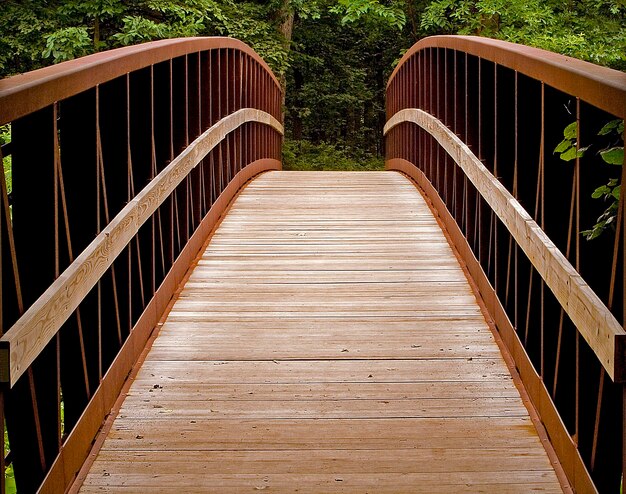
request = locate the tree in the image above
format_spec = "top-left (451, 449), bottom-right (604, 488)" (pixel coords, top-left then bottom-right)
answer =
top-left (420, 0), bottom-right (626, 69)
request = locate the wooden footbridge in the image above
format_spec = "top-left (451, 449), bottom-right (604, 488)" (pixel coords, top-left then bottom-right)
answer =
top-left (0, 36), bottom-right (624, 493)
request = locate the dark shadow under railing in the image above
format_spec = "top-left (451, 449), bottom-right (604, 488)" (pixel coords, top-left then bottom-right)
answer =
top-left (385, 35), bottom-right (626, 494)
top-left (0, 37), bottom-right (283, 494)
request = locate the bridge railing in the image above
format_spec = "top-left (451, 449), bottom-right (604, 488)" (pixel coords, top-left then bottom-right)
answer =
top-left (0, 37), bottom-right (283, 493)
top-left (385, 35), bottom-right (626, 493)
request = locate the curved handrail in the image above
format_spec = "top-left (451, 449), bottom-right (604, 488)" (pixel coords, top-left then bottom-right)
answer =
top-left (388, 35), bottom-right (626, 119)
top-left (0, 36), bottom-right (282, 125)
top-left (385, 35), bottom-right (626, 493)
top-left (385, 108), bottom-right (625, 382)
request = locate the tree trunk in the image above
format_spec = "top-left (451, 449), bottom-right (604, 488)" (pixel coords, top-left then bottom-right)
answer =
top-left (278, 2), bottom-right (295, 110)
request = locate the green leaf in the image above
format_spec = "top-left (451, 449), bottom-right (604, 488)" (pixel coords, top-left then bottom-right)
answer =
top-left (554, 139), bottom-right (571, 153)
top-left (560, 146), bottom-right (578, 161)
top-left (600, 146), bottom-right (624, 165)
top-left (563, 121), bottom-right (578, 139)
top-left (591, 185), bottom-right (610, 198)
top-left (598, 119), bottom-right (621, 136)
top-left (612, 185), bottom-right (621, 200)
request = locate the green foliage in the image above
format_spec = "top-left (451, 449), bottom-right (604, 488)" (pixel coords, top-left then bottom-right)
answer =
top-left (420, 0), bottom-right (626, 69)
top-left (0, 0), bottom-right (291, 77)
top-left (283, 139), bottom-right (384, 171)
top-left (555, 119), bottom-right (624, 240)
top-left (43, 27), bottom-right (93, 62)
top-left (285, 3), bottom-right (409, 161)
top-left (553, 122), bottom-right (589, 162)
top-left (0, 125), bottom-right (11, 197)
top-left (582, 119), bottom-right (624, 240)
top-left (331, 0), bottom-right (407, 30)
top-left (4, 424), bottom-right (15, 494)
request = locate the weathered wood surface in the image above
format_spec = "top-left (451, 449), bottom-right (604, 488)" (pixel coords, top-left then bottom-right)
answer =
top-left (79, 171), bottom-right (564, 493)
top-left (385, 109), bottom-right (626, 382)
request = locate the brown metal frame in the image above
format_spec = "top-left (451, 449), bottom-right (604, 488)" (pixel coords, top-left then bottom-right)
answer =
top-left (0, 38), bottom-right (283, 494)
top-left (386, 35), bottom-right (626, 494)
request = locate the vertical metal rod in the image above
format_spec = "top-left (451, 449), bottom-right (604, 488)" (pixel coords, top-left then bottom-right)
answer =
top-left (95, 85), bottom-right (103, 381)
top-left (0, 144), bottom-right (4, 494)
top-left (0, 390), bottom-right (4, 494)
top-left (184, 55), bottom-right (191, 243)
top-left (169, 60), bottom-right (175, 267)
top-left (621, 125), bottom-right (626, 494)
top-left (553, 175), bottom-right (577, 399)
top-left (574, 96), bottom-right (581, 444)
top-left (463, 53), bottom-right (469, 239)
top-left (150, 66), bottom-right (156, 296)
top-left (52, 103), bottom-right (61, 449)
top-left (128, 72), bottom-right (146, 313)
top-left (539, 83), bottom-right (546, 379)
top-left (590, 101), bottom-right (624, 473)
top-left (513, 71), bottom-right (518, 331)
top-left (97, 102), bottom-right (123, 348)
top-left (489, 63), bottom-right (500, 296)
top-left (239, 51), bottom-right (243, 173)
top-left (55, 123), bottom-right (90, 399)
top-left (126, 73), bottom-right (133, 330)
top-left (28, 369), bottom-right (46, 472)
top-left (622, 385), bottom-right (626, 493)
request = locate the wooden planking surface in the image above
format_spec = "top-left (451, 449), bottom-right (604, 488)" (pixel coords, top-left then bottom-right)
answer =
top-left (79, 171), bottom-right (564, 493)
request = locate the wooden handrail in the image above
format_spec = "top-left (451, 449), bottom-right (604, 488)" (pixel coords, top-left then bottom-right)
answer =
top-left (0, 108), bottom-right (283, 387)
top-left (385, 108), bottom-right (626, 382)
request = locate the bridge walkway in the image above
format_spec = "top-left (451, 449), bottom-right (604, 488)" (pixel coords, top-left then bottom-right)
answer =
top-left (77, 171), bottom-right (564, 493)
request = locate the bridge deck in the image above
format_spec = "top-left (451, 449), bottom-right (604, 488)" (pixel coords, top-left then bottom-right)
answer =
top-left (78, 171), bottom-right (563, 493)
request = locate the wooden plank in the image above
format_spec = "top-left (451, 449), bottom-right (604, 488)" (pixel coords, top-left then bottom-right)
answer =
top-left (86, 449), bottom-right (557, 476)
top-left (77, 171), bottom-right (564, 493)
top-left (100, 418), bottom-right (546, 451)
top-left (0, 109), bottom-right (283, 387)
top-left (384, 109), bottom-right (626, 382)
top-left (115, 397), bottom-right (529, 419)
top-left (124, 381), bottom-right (521, 400)
top-left (133, 358), bottom-right (513, 383)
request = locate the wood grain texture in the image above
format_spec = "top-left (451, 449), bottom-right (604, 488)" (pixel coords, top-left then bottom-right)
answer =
top-left (78, 171), bottom-right (564, 493)
top-left (385, 109), bottom-right (626, 382)
top-left (0, 109), bottom-right (283, 387)
top-left (37, 159), bottom-right (281, 494)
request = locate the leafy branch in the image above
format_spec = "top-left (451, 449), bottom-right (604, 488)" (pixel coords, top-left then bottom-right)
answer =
top-left (554, 119), bottom-right (624, 240)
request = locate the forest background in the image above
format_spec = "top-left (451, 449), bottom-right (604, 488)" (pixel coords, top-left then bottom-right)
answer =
top-left (0, 0), bottom-right (625, 170)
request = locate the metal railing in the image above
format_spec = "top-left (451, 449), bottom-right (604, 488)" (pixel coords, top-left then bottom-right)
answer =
top-left (385, 35), bottom-right (626, 493)
top-left (0, 37), bottom-right (283, 493)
